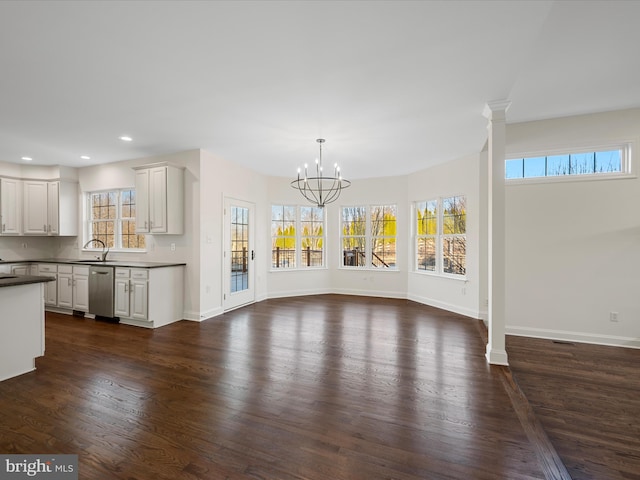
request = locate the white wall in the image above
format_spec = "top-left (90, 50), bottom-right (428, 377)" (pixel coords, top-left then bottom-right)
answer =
top-left (406, 153), bottom-right (482, 318)
top-left (199, 150), bottom-right (269, 319)
top-left (504, 108), bottom-right (640, 348)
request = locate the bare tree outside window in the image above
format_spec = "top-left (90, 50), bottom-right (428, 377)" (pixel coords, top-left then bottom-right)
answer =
top-left (300, 206), bottom-right (324, 267)
top-left (371, 205), bottom-right (397, 268)
top-left (88, 189), bottom-right (145, 250)
top-left (271, 205), bottom-right (325, 269)
top-left (415, 196), bottom-right (466, 276)
top-left (416, 200), bottom-right (437, 271)
top-left (341, 205), bottom-right (396, 269)
top-left (442, 195), bottom-right (466, 275)
top-left (342, 206), bottom-right (367, 268)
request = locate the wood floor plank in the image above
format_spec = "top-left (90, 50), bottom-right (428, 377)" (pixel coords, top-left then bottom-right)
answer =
top-left (507, 336), bottom-right (640, 480)
top-left (1, 295), bottom-right (548, 479)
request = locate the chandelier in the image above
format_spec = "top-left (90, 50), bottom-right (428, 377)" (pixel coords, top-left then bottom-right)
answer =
top-left (291, 138), bottom-right (351, 208)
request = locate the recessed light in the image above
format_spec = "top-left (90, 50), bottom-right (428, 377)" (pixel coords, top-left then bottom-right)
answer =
top-left (21, 156), bottom-right (32, 161)
top-left (119, 136), bottom-right (133, 142)
top-left (80, 155), bottom-right (91, 160)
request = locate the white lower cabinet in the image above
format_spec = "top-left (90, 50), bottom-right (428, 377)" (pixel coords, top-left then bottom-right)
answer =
top-left (115, 268), bottom-right (149, 322)
top-left (10, 264), bottom-right (38, 275)
top-left (31, 262), bottom-right (184, 328)
top-left (38, 263), bottom-right (88, 312)
top-left (72, 266), bottom-right (89, 312)
top-left (38, 264), bottom-right (58, 306)
top-left (57, 265), bottom-right (73, 309)
top-left (114, 269), bottom-right (130, 318)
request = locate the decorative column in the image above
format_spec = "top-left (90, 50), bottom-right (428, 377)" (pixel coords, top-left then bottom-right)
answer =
top-left (483, 100), bottom-right (510, 366)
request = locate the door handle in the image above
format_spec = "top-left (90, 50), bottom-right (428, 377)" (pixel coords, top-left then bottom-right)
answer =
top-left (251, 250), bottom-right (255, 260)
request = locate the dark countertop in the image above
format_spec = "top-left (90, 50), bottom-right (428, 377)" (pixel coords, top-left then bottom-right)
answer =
top-left (0, 274), bottom-right (55, 288)
top-left (0, 258), bottom-right (186, 269)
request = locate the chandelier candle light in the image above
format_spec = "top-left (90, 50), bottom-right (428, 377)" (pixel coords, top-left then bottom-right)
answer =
top-left (291, 138), bottom-right (351, 208)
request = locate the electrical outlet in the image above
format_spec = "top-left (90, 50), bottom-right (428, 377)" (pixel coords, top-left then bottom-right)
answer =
top-left (610, 312), bottom-right (619, 322)
top-left (170, 243), bottom-right (176, 251)
top-left (21, 243), bottom-right (27, 249)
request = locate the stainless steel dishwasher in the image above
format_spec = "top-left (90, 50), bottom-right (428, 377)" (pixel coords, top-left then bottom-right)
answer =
top-left (89, 265), bottom-right (115, 318)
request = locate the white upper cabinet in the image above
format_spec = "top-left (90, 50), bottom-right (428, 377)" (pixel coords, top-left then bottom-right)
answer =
top-left (47, 181), bottom-right (60, 235)
top-left (22, 180), bottom-right (48, 235)
top-left (133, 163), bottom-right (184, 234)
top-left (0, 177), bottom-right (22, 235)
top-left (22, 180), bottom-right (77, 236)
top-left (48, 181), bottom-right (78, 236)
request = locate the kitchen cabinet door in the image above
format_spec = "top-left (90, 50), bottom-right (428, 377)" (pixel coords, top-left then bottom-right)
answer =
top-left (133, 163), bottom-right (183, 234)
top-left (47, 181), bottom-right (59, 235)
top-left (148, 166), bottom-right (167, 233)
top-left (57, 272), bottom-right (73, 309)
top-left (43, 275), bottom-right (57, 306)
top-left (134, 169), bottom-right (150, 233)
top-left (130, 279), bottom-right (148, 320)
top-left (72, 266), bottom-right (89, 312)
top-left (114, 277), bottom-right (130, 318)
top-left (10, 264), bottom-right (30, 275)
top-left (23, 181), bottom-right (48, 235)
top-left (0, 178), bottom-right (22, 235)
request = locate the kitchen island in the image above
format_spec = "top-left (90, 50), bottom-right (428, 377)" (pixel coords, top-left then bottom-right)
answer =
top-left (0, 274), bottom-right (54, 381)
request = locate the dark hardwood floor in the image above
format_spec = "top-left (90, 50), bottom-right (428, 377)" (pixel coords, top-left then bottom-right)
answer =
top-left (2, 295), bottom-right (549, 479)
top-left (507, 336), bottom-right (640, 480)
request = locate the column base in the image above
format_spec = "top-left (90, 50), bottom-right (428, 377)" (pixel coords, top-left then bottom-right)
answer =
top-left (485, 345), bottom-right (509, 365)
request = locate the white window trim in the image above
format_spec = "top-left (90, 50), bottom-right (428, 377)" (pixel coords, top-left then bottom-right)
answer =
top-left (339, 204), bottom-right (398, 271)
top-left (270, 205), bottom-right (326, 272)
top-left (413, 196), bottom-right (467, 280)
top-left (506, 142), bottom-right (635, 185)
top-left (84, 189), bottom-right (146, 253)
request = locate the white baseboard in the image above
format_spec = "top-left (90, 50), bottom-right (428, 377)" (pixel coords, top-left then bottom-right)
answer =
top-left (183, 307), bottom-right (223, 322)
top-left (407, 293), bottom-right (481, 319)
top-left (506, 325), bottom-right (640, 350)
top-left (267, 288), bottom-right (333, 299)
top-left (332, 287), bottom-right (405, 299)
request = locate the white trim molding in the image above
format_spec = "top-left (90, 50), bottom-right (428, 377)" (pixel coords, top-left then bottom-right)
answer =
top-left (507, 325), bottom-right (640, 350)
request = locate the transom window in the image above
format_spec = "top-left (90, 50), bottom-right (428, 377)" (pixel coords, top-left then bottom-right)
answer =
top-left (341, 205), bottom-right (397, 269)
top-left (271, 205), bottom-right (325, 269)
top-left (415, 195), bottom-right (466, 276)
top-left (506, 147), bottom-right (627, 180)
top-left (86, 189), bottom-right (146, 250)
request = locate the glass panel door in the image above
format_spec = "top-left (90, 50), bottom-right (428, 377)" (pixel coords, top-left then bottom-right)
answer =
top-left (224, 198), bottom-right (255, 311)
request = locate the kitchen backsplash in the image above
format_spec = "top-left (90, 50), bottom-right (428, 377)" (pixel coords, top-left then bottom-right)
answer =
top-left (0, 236), bottom-right (56, 262)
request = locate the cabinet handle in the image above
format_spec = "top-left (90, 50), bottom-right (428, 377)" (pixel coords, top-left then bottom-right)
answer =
top-left (144, 221), bottom-right (148, 229)
top-left (2, 224), bottom-right (5, 232)
top-left (124, 282), bottom-right (128, 293)
top-left (43, 224), bottom-right (47, 232)
top-left (68, 278), bottom-right (71, 287)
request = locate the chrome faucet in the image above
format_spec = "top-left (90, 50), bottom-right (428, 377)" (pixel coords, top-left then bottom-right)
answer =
top-left (83, 238), bottom-right (109, 262)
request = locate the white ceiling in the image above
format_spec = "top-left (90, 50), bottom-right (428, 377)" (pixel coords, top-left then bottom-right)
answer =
top-left (1, 0), bottom-right (639, 179)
